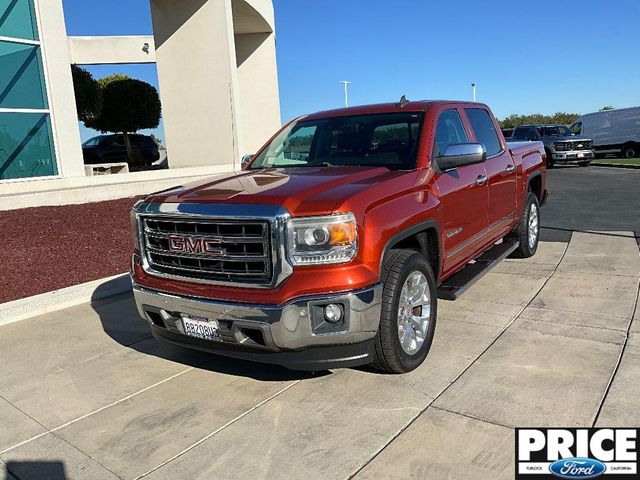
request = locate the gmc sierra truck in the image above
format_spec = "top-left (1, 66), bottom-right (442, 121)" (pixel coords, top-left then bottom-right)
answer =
top-left (131, 100), bottom-right (547, 373)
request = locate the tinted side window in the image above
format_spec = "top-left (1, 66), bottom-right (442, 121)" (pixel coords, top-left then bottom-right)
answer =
top-left (465, 108), bottom-right (501, 157)
top-left (513, 127), bottom-right (538, 141)
top-left (433, 109), bottom-right (468, 158)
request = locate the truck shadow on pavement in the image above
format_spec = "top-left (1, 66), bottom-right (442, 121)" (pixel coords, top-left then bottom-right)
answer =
top-left (90, 284), bottom-right (328, 383)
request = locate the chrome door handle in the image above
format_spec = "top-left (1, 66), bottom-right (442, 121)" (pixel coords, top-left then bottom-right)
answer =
top-left (476, 175), bottom-right (488, 185)
top-left (505, 164), bottom-right (516, 173)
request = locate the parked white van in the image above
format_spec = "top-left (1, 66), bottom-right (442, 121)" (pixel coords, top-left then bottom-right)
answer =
top-left (571, 107), bottom-right (640, 158)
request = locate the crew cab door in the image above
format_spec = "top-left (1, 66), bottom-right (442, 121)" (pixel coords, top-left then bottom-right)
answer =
top-left (431, 108), bottom-right (489, 272)
top-left (464, 108), bottom-right (517, 229)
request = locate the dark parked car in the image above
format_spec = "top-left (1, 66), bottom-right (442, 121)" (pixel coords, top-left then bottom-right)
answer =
top-left (82, 134), bottom-right (160, 167)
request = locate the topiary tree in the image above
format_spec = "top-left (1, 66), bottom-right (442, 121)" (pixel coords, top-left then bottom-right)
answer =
top-left (85, 74), bottom-right (162, 166)
top-left (71, 64), bottom-right (102, 125)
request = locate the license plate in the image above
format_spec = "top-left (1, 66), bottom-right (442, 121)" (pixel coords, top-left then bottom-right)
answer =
top-left (181, 314), bottom-right (220, 342)
top-left (578, 153), bottom-right (585, 158)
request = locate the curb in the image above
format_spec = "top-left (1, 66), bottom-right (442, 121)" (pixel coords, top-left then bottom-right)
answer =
top-left (0, 273), bottom-right (131, 327)
top-left (591, 163), bottom-right (640, 170)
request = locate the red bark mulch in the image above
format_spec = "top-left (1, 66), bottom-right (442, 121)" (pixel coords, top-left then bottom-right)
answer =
top-left (0, 197), bottom-right (141, 304)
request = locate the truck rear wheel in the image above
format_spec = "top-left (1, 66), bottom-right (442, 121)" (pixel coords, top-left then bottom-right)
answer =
top-left (372, 249), bottom-right (437, 373)
top-left (507, 192), bottom-right (540, 258)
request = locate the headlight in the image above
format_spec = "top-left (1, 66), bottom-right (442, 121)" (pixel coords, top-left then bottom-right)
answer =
top-left (287, 213), bottom-right (358, 265)
top-left (554, 142), bottom-right (567, 151)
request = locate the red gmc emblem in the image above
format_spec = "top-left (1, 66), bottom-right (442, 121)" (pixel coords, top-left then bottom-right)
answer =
top-left (168, 235), bottom-right (225, 255)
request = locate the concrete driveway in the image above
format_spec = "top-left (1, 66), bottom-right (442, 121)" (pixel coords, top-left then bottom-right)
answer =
top-left (1, 168), bottom-right (639, 480)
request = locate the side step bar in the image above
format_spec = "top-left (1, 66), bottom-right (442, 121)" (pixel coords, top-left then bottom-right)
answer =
top-left (437, 240), bottom-right (519, 301)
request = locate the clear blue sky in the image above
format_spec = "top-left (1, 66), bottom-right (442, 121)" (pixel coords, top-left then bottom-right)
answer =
top-left (62, 0), bottom-right (640, 142)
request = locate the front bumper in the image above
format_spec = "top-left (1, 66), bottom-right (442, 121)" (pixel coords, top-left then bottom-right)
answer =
top-left (132, 284), bottom-right (382, 370)
top-left (552, 150), bottom-right (594, 162)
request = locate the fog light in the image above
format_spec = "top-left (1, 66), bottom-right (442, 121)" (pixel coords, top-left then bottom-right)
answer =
top-left (324, 304), bottom-right (343, 323)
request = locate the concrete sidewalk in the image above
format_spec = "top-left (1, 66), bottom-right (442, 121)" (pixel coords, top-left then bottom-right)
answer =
top-left (0, 231), bottom-right (638, 480)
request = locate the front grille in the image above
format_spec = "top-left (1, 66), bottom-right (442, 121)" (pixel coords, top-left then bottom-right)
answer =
top-left (570, 140), bottom-right (592, 150)
top-left (141, 216), bottom-right (272, 284)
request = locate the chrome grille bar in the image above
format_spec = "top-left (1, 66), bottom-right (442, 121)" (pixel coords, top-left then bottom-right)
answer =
top-left (141, 216), bottom-right (272, 284)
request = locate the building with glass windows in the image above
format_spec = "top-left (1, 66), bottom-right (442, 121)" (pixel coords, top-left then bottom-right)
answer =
top-left (1, 0), bottom-right (60, 180)
top-left (0, 0), bottom-right (280, 202)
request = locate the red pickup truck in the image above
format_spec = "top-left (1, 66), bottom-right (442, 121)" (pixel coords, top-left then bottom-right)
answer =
top-left (131, 100), bottom-right (546, 373)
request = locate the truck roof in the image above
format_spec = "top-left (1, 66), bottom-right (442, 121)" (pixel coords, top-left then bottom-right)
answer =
top-left (303, 100), bottom-right (489, 120)
top-left (516, 124), bottom-right (564, 128)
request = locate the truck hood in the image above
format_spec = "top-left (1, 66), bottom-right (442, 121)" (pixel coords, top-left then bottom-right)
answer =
top-left (148, 166), bottom-right (406, 216)
top-left (546, 136), bottom-right (591, 142)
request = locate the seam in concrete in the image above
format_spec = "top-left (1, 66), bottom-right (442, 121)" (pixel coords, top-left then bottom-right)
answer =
top-left (513, 321), bottom-right (627, 346)
top-left (3, 334), bottom-right (152, 394)
top-left (0, 367), bottom-right (194, 456)
top-left (135, 380), bottom-right (303, 480)
top-left (438, 314), bottom-right (515, 330)
top-left (591, 278), bottom-right (640, 426)
top-left (0, 274), bottom-right (131, 327)
top-left (347, 240), bottom-right (571, 480)
top-left (47, 432), bottom-right (125, 480)
top-left (429, 405), bottom-right (513, 430)
top-left (521, 304), bottom-right (635, 321)
top-left (519, 316), bottom-right (629, 335)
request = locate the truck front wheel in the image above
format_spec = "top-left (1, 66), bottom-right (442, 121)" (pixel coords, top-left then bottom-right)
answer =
top-left (373, 249), bottom-right (437, 373)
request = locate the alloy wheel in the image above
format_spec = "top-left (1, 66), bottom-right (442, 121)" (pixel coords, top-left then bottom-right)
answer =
top-left (528, 203), bottom-right (539, 249)
top-left (397, 271), bottom-right (431, 355)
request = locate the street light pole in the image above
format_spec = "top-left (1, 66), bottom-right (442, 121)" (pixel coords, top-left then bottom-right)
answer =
top-left (471, 83), bottom-right (476, 102)
top-left (341, 80), bottom-right (351, 107)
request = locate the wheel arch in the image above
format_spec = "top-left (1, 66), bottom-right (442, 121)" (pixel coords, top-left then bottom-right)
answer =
top-left (380, 220), bottom-right (441, 282)
top-left (527, 172), bottom-right (543, 203)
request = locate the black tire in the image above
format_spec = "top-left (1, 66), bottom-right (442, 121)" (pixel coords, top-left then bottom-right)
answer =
top-left (507, 192), bottom-right (540, 259)
top-left (372, 249), bottom-right (437, 373)
top-left (545, 149), bottom-right (555, 169)
top-left (621, 143), bottom-right (638, 159)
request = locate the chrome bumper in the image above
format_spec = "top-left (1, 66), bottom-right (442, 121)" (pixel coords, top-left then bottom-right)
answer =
top-left (552, 150), bottom-right (594, 161)
top-left (132, 284), bottom-right (382, 369)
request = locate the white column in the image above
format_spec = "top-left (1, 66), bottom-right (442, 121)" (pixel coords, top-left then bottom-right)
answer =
top-left (150, 0), bottom-right (241, 169)
top-left (35, 0), bottom-right (85, 177)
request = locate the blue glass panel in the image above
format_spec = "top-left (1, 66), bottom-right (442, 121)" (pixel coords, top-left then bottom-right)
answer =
top-left (0, 41), bottom-right (47, 109)
top-left (0, 112), bottom-right (58, 179)
top-left (0, 0), bottom-right (38, 41)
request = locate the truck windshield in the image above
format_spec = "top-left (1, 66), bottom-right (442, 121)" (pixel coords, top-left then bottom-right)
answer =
top-left (543, 126), bottom-right (572, 136)
top-left (249, 112), bottom-right (424, 170)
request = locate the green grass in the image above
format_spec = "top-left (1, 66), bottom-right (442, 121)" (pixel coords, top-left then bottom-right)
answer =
top-left (593, 157), bottom-right (640, 166)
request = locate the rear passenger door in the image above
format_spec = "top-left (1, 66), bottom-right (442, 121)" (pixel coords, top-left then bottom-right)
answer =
top-left (432, 108), bottom-right (489, 270)
top-left (464, 108), bottom-right (516, 230)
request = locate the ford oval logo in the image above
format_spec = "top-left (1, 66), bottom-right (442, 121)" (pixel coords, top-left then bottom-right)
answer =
top-left (549, 458), bottom-right (607, 479)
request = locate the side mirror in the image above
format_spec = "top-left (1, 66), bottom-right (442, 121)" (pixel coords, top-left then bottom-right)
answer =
top-left (438, 143), bottom-right (486, 170)
top-left (241, 154), bottom-right (254, 170)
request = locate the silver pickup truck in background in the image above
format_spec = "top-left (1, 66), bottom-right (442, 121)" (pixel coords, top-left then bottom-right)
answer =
top-left (511, 124), bottom-right (594, 168)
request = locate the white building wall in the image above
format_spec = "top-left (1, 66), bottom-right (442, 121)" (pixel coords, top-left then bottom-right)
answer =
top-left (150, 0), bottom-right (241, 169)
top-left (150, 0), bottom-right (281, 169)
top-left (235, 32), bottom-right (281, 156)
top-left (68, 36), bottom-right (156, 65)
